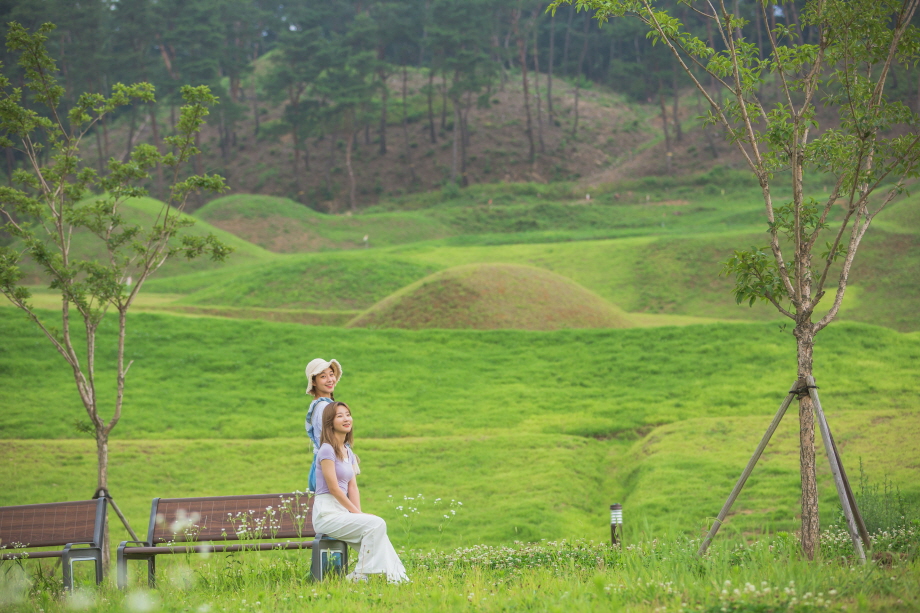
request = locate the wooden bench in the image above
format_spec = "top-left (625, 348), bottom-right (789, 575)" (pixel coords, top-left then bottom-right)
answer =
top-left (0, 499), bottom-right (107, 590)
top-left (116, 493), bottom-right (347, 589)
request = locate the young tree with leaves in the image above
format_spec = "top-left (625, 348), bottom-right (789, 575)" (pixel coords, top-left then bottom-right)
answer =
top-left (0, 23), bottom-right (231, 570)
top-left (552, 0), bottom-right (920, 558)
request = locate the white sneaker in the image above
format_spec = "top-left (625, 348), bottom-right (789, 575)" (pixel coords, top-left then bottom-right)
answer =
top-left (346, 571), bottom-right (368, 583)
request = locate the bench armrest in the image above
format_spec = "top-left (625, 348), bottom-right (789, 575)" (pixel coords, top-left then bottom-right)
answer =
top-left (118, 540), bottom-right (151, 548)
top-left (62, 542), bottom-right (98, 553)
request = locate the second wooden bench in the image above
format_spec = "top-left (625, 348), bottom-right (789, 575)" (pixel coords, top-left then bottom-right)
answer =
top-left (116, 493), bottom-right (347, 589)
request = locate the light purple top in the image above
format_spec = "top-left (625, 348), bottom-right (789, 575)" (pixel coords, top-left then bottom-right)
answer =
top-left (314, 443), bottom-right (356, 496)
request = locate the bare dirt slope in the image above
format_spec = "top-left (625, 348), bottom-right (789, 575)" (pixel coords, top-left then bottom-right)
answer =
top-left (98, 70), bottom-right (744, 211)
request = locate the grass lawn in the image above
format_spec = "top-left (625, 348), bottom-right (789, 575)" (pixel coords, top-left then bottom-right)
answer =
top-left (2, 531), bottom-right (917, 612)
top-left (3, 310), bottom-right (919, 441)
top-left (1, 308), bottom-right (918, 547)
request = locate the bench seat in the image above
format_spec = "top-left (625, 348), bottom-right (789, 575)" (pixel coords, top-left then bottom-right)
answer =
top-left (117, 493), bottom-right (347, 589)
top-left (0, 499), bottom-right (107, 590)
top-left (120, 540), bottom-right (317, 555)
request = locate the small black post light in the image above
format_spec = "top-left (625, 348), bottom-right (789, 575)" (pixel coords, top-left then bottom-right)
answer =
top-left (610, 503), bottom-right (623, 546)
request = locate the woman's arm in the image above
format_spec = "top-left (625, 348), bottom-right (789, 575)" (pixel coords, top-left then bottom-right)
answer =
top-left (320, 459), bottom-right (360, 513)
top-left (346, 478), bottom-right (361, 513)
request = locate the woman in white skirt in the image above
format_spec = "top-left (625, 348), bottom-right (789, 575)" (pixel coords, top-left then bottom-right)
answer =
top-left (312, 401), bottom-right (408, 583)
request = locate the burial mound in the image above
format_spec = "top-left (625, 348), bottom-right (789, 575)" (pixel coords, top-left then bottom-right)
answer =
top-left (348, 263), bottom-right (633, 330)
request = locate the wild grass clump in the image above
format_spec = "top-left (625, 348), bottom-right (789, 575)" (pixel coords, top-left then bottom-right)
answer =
top-left (850, 460), bottom-right (920, 534)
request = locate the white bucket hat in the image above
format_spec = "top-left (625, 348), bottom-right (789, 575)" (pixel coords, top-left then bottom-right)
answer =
top-left (305, 358), bottom-right (343, 395)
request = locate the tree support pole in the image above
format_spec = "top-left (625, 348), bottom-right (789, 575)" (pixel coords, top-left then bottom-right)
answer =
top-left (697, 382), bottom-right (799, 556)
top-left (828, 426), bottom-right (872, 548)
top-left (95, 488), bottom-right (140, 542)
top-left (806, 376), bottom-right (868, 563)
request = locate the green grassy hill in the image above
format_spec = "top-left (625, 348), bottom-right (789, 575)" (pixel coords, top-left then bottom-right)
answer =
top-left (195, 168), bottom-right (774, 252)
top-left (13, 309), bottom-right (920, 441)
top-left (195, 194), bottom-right (454, 252)
top-left (163, 252), bottom-right (438, 310)
top-left (1, 309), bottom-right (917, 547)
top-left (349, 263), bottom-right (634, 330)
top-left (13, 197), bottom-right (277, 285)
top-left (181, 174), bottom-right (920, 331)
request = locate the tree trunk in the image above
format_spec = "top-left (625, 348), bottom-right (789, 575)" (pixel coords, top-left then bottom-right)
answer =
top-left (122, 105), bottom-right (138, 163)
top-left (218, 109), bottom-right (229, 160)
top-left (252, 69), bottom-right (260, 137)
top-left (916, 70), bottom-right (920, 113)
top-left (572, 14), bottom-right (589, 138)
top-left (102, 115), bottom-right (110, 161)
top-left (532, 10), bottom-right (546, 155)
top-left (149, 104), bottom-right (164, 198)
top-left (292, 122), bottom-right (303, 197)
top-left (427, 69), bottom-right (437, 143)
top-left (517, 15), bottom-right (535, 164)
top-left (788, 1), bottom-right (803, 42)
top-left (440, 73), bottom-right (448, 130)
top-left (795, 323), bottom-right (819, 560)
top-left (325, 130), bottom-right (336, 197)
top-left (96, 430), bottom-right (110, 572)
top-left (672, 64), bottom-right (682, 142)
top-left (194, 132), bottom-right (203, 176)
top-left (379, 67), bottom-right (388, 155)
top-left (562, 6), bottom-right (574, 76)
top-left (733, 0), bottom-right (743, 41)
top-left (451, 99), bottom-right (460, 184)
top-left (459, 99), bottom-right (470, 187)
top-left (95, 124), bottom-right (105, 175)
top-left (547, 11), bottom-right (555, 122)
top-left (6, 147), bottom-right (14, 186)
top-left (345, 116), bottom-right (357, 212)
top-left (659, 87), bottom-right (672, 173)
top-left (402, 66), bottom-right (418, 184)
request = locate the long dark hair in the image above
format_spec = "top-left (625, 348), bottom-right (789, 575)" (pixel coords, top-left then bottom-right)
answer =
top-left (320, 401), bottom-right (353, 460)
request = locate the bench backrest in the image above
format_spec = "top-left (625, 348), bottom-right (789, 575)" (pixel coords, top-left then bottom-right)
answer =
top-left (147, 493), bottom-right (316, 544)
top-left (0, 499), bottom-right (106, 549)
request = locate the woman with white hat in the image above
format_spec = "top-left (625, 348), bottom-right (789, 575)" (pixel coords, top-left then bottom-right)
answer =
top-left (305, 358), bottom-right (344, 493)
top-left (312, 401), bottom-right (408, 583)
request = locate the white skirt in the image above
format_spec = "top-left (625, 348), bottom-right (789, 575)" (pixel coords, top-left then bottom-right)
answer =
top-left (312, 494), bottom-right (409, 583)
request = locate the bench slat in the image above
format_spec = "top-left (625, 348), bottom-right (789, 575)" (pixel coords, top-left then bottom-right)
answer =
top-left (151, 494), bottom-right (315, 543)
top-left (0, 501), bottom-right (99, 549)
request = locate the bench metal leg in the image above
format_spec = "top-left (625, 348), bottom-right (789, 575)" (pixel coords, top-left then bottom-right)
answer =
top-left (117, 550), bottom-right (156, 590)
top-left (147, 557), bottom-right (156, 588)
top-left (62, 548), bottom-right (103, 591)
top-left (62, 556), bottom-right (73, 592)
top-left (311, 534), bottom-right (348, 582)
top-left (95, 553), bottom-right (103, 586)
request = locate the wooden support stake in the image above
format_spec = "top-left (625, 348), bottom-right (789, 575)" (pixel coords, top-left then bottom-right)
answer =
top-left (697, 383), bottom-right (798, 556)
top-left (96, 488), bottom-right (140, 542)
top-left (828, 429), bottom-right (872, 548)
top-left (807, 376), bottom-right (867, 563)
